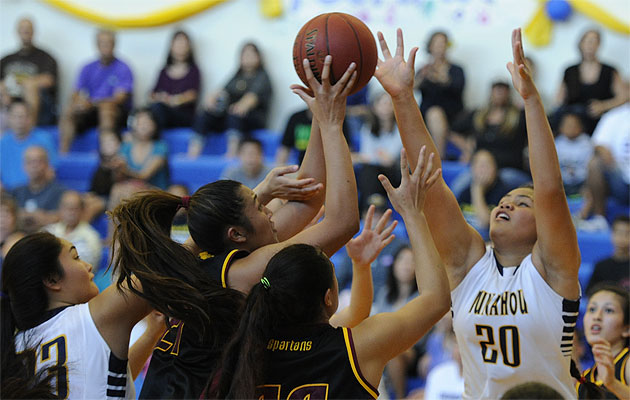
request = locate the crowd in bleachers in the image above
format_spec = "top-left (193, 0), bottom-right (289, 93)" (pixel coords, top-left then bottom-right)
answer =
top-left (1, 17), bottom-right (628, 398)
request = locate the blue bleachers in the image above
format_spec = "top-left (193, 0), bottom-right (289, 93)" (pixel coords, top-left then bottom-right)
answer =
top-left (441, 160), bottom-right (469, 188)
top-left (169, 154), bottom-right (238, 193)
top-left (56, 152), bottom-right (99, 192)
top-left (41, 125), bottom-right (99, 153)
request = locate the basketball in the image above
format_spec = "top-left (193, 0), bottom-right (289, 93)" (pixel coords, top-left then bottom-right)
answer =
top-left (292, 12), bottom-right (377, 95)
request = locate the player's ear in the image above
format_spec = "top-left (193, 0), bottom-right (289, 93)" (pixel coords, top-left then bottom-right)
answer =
top-left (227, 226), bottom-right (247, 243)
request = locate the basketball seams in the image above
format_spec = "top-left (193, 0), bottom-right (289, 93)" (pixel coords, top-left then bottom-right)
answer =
top-left (338, 13), bottom-right (363, 92)
top-left (325, 14), bottom-right (333, 83)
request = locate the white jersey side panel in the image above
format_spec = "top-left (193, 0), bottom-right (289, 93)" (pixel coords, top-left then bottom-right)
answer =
top-left (451, 247), bottom-right (579, 399)
top-left (15, 303), bottom-right (135, 399)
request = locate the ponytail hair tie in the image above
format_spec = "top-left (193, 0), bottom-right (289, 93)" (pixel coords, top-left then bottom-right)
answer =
top-left (579, 376), bottom-right (587, 384)
top-left (260, 277), bottom-right (271, 290)
top-left (181, 196), bottom-right (191, 209)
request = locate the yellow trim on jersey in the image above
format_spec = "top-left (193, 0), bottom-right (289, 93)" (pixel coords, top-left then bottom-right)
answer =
top-left (198, 251), bottom-right (213, 260)
top-left (342, 327), bottom-right (378, 399)
top-left (221, 249), bottom-right (239, 289)
top-left (616, 347), bottom-right (629, 385)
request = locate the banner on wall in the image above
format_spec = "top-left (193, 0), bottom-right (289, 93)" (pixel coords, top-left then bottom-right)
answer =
top-left (42, 0), bottom-right (283, 28)
top-left (525, 0), bottom-right (630, 47)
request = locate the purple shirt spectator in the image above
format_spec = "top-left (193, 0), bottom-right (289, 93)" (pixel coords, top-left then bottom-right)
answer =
top-left (153, 65), bottom-right (200, 114)
top-left (75, 58), bottom-right (133, 108)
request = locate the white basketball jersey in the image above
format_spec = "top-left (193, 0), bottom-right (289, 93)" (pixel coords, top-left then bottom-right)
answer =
top-left (451, 247), bottom-right (579, 399)
top-left (15, 303), bottom-right (135, 399)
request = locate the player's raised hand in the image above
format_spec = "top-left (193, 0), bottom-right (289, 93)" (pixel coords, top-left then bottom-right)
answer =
top-left (374, 28), bottom-right (418, 99)
top-left (291, 55), bottom-right (357, 129)
top-left (346, 205), bottom-right (397, 267)
top-left (506, 28), bottom-right (538, 101)
top-left (379, 146), bottom-right (441, 218)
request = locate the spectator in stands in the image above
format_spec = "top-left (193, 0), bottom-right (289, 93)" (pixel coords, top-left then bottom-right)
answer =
top-left (353, 91), bottom-right (402, 213)
top-left (585, 215), bottom-right (630, 293)
top-left (118, 108), bottom-right (169, 190)
top-left (417, 314), bottom-right (454, 382)
top-left (373, 244), bottom-right (420, 398)
top-left (43, 190), bottom-right (103, 269)
top-left (554, 111), bottom-right (593, 196)
top-left (0, 99), bottom-right (57, 189)
top-left (0, 18), bottom-right (58, 126)
top-left (275, 107), bottom-right (350, 166)
top-left (58, 29), bottom-right (133, 153)
top-left (554, 29), bottom-right (628, 135)
top-left (577, 101), bottom-right (630, 231)
top-left (149, 30), bottom-right (201, 129)
top-left (10, 145), bottom-right (65, 233)
top-left (456, 149), bottom-right (513, 241)
top-left (83, 129), bottom-right (124, 223)
top-left (450, 81), bottom-right (530, 196)
top-left (0, 194), bottom-right (25, 259)
top-left (189, 42), bottom-right (272, 159)
top-left (221, 137), bottom-right (272, 189)
top-left (414, 30), bottom-right (465, 158)
top-left (334, 193), bottom-right (406, 292)
top-left (421, 331), bottom-right (464, 400)
top-left (345, 85), bottom-right (371, 139)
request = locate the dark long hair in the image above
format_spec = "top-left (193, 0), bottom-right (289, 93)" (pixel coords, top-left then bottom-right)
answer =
top-left (166, 30), bottom-right (196, 66)
top-left (1, 232), bottom-right (66, 398)
top-left (237, 41), bottom-right (264, 74)
top-left (586, 284), bottom-right (630, 347)
top-left (187, 180), bottom-right (253, 255)
top-left (110, 190), bottom-right (244, 343)
top-left (208, 244), bottom-right (335, 399)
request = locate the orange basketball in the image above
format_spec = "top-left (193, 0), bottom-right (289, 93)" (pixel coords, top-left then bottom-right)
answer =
top-left (292, 12), bottom-right (377, 95)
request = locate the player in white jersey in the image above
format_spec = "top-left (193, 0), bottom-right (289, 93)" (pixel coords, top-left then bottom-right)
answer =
top-left (373, 28), bottom-right (581, 398)
top-left (1, 199), bottom-right (239, 398)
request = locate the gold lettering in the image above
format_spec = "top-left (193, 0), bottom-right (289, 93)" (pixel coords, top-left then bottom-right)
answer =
top-left (518, 290), bottom-right (528, 314)
top-left (489, 295), bottom-right (500, 316)
top-left (469, 291), bottom-right (486, 314)
top-left (501, 291), bottom-right (509, 315)
top-left (305, 341), bottom-right (312, 351)
top-left (509, 293), bottom-right (518, 315)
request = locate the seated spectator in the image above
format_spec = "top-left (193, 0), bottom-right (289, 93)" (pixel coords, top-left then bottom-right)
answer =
top-left (149, 30), bottom-right (201, 129)
top-left (275, 107), bottom-right (350, 166)
top-left (456, 149), bottom-right (514, 241)
top-left (10, 145), bottom-right (65, 233)
top-left (83, 129), bottom-right (124, 222)
top-left (0, 194), bottom-right (25, 259)
top-left (414, 30), bottom-right (465, 158)
top-left (417, 314), bottom-right (454, 381)
top-left (345, 85), bottom-right (371, 138)
top-left (450, 81), bottom-right (530, 196)
top-left (221, 137), bottom-right (271, 189)
top-left (577, 101), bottom-right (630, 231)
top-left (0, 18), bottom-right (58, 125)
top-left (554, 111), bottom-right (593, 195)
top-left (119, 108), bottom-right (169, 190)
top-left (554, 29), bottom-right (628, 135)
top-left (353, 91), bottom-right (402, 212)
top-left (585, 215), bottom-right (630, 293)
top-left (43, 190), bottom-right (103, 269)
top-left (59, 29), bottom-right (133, 153)
top-left (189, 42), bottom-right (272, 158)
top-left (334, 193), bottom-right (406, 292)
top-left (0, 99), bottom-right (57, 189)
top-left (373, 244), bottom-right (420, 399)
top-left (421, 331), bottom-right (464, 400)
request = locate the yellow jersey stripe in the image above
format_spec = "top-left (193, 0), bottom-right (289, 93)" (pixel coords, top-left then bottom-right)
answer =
top-left (618, 348), bottom-right (628, 385)
top-left (221, 249), bottom-right (239, 288)
top-left (342, 327), bottom-right (378, 399)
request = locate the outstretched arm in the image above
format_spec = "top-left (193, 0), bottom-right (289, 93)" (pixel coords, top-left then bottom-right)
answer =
top-left (229, 57), bottom-right (360, 293)
top-left (508, 28), bottom-right (580, 300)
top-left (351, 147), bottom-right (450, 388)
top-left (330, 206), bottom-right (397, 328)
top-left (264, 117), bottom-right (327, 241)
top-left (374, 29), bottom-right (484, 285)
